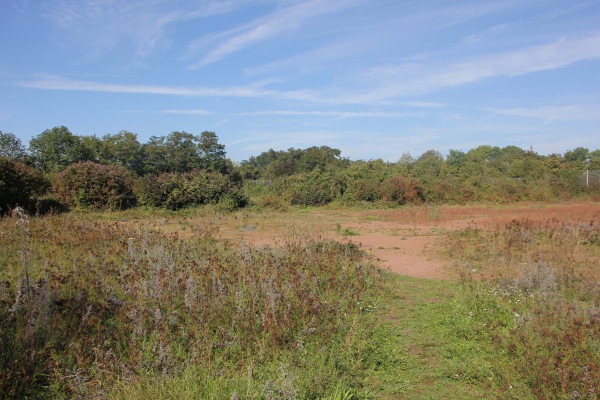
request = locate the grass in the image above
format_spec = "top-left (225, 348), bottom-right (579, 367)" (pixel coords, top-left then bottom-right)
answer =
top-left (336, 223), bottom-right (360, 237)
top-left (444, 218), bottom-right (600, 399)
top-left (359, 273), bottom-right (512, 399)
top-left (1, 204), bottom-right (599, 399)
top-left (0, 212), bottom-right (380, 399)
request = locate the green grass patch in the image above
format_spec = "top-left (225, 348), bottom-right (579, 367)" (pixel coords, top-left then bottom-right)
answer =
top-left (336, 224), bottom-right (360, 237)
top-left (359, 273), bottom-right (518, 399)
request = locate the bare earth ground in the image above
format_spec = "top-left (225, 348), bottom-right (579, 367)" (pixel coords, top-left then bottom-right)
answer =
top-left (154, 202), bottom-right (600, 280)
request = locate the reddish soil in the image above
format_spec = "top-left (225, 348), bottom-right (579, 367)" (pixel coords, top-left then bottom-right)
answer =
top-left (155, 202), bottom-right (600, 280)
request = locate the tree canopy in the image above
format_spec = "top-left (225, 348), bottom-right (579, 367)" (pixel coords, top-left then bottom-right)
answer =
top-left (0, 131), bottom-right (28, 161)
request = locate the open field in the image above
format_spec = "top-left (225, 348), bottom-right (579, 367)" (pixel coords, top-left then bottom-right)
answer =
top-left (1, 201), bottom-right (599, 399)
top-left (137, 201), bottom-right (600, 279)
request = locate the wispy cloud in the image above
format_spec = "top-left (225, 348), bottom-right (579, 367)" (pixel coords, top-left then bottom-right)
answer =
top-left (160, 109), bottom-right (212, 115)
top-left (237, 110), bottom-right (418, 119)
top-left (188, 0), bottom-right (363, 68)
top-left (18, 75), bottom-right (276, 97)
top-left (320, 33), bottom-right (600, 103)
top-left (154, 108), bottom-right (427, 119)
top-left (14, 27), bottom-right (600, 111)
top-left (39, 0), bottom-right (257, 60)
top-left (489, 104), bottom-right (600, 122)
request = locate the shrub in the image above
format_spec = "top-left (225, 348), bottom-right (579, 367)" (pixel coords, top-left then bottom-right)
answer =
top-left (254, 195), bottom-right (290, 210)
top-left (0, 156), bottom-right (47, 214)
top-left (343, 178), bottom-right (382, 202)
top-left (51, 161), bottom-right (135, 210)
top-left (425, 177), bottom-right (463, 203)
top-left (134, 170), bottom-right (247, 210)
top-left (275, 170), bottom-right (347, 206)
top-left (380, 176), bottom-right (424, 205)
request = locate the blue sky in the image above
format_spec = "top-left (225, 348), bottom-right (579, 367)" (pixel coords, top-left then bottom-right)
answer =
top-left (1, 0), bottom-right (599, 161)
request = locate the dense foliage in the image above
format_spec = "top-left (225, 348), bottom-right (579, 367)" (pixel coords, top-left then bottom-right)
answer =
top-left (51, 162), bottom-right (135, 210)
top-left (246, 145), bottom-right (600, 206)
top-left (134, 170), bottom-right (246, 210)
top-left (0, 156), bottom-right (47, 214)
top-left (0, 131), bottom-right (28, 161)
top-left (2, 125), bottom-right (600, 210)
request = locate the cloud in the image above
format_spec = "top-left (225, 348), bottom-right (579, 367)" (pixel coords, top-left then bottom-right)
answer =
top-left (489, 104), bottom-right (600, 122)
top-left (237, 110), bottom-right (418, 119)
top-left (18, 75), bottom-right (276, 97)
top-left (321, 33), bottom-right (600, 103)
top-left (16, 31), bottom-right (600, 109)
top-left (39, 0), bottom-right (258, 59)
top-left (188, 0), bottom-right (363, 68)
top-left (160, 109), bottom-right (212, 115)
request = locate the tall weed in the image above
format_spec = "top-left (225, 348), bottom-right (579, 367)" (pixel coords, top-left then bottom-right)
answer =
top-left (0, 214), bottom-right (378, 398)
top-left (446, 218), bottom-right (600, 398)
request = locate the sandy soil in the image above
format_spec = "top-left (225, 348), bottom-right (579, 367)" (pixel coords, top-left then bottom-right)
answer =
top-left (153, 202), bottom-right (600, 280)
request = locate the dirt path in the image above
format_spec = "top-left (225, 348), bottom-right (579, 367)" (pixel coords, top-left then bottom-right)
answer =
top-left (330, 202), bottom-right (600, 279)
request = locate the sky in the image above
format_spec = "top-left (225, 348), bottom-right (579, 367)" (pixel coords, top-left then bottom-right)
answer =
top-left (1, 0), bottom-right (600, 162)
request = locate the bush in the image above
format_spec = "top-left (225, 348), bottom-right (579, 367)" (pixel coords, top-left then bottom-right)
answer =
top-left (380, 176), bottom-right (424, 205)
top-left (134, 170), bottom-right (247, 210)
top-left (0, 156), bottom-right (47, 214)
top-left (51, 162), bottom-right (135, 210)
top-left (424, 177), bottom-right (463, 203)
top-left (254, 195), bottom-right (290, 210)
top-left (275, 170), bottom-right (347, 206)
top-left (343, 178), bottom-right (382, 202)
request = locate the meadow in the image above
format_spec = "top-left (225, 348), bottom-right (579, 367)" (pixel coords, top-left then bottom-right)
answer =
top-left (1, 202), bottom-right (599, 399)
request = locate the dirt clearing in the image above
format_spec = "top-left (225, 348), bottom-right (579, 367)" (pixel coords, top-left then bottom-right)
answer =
top-left (148, 202), bottom-right (600, 280)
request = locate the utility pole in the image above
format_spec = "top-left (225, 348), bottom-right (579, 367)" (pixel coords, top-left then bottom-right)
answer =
top-left (586, 170), bottom-right (589, 187)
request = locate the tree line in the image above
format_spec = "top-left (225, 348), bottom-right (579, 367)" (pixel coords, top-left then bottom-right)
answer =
top-left (1, 126), bottom-right (229, 175)
top-left (1, 127), bottom-right (599, 213)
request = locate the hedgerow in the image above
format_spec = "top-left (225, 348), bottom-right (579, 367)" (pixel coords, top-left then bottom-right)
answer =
top-left (134, 170), bottom-right (247, 210)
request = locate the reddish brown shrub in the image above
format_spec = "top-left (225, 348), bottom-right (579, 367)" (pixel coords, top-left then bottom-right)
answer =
top-left (52, 162), bottom-right (135, 210)
top-left (380, 176), bottom-right (424, 205)
top-left (0, 156), bottom-right (48, 214)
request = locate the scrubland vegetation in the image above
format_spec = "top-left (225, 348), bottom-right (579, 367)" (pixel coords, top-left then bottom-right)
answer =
top-left (445, 218), bottom-right (600, 399)
top-left (1, 127), bottom-right (600, 214)
top-left (1, 126), bottom-right (600, 398)
top-left (1, 211), bottom-right (379, 398)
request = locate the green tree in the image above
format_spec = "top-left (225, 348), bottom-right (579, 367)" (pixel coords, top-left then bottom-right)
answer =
top-left (497, 146), bottom-right (527, 175)
top-left (101, 131), bottom-right (144, 174)
top-left (165, 131), bottom-right (202, 173)
top-left (296, 146), bottom-right (345, 173)
top-left (198, 131), bottom-right (227, 173)
top-left (412, 149), bottom-right (444, 180)
top-left (462, 145), bottom-right (503, 179)
top-left (396, 152), bottom-right (415, 175)
top-left (0, 131), bottom-right (28, 160)
top-left (141, 136), bottom-right (168, 175)
top-left (446, 149), bottom-right (466, 177)
top-left (563, 147), bottom-right (590, 170)
top-left (589, 149), bottom-right (600, 170)
top-left (81, 135), bottom-right (103, 163)
top-left (29, 126), bottom-right (92, 173)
